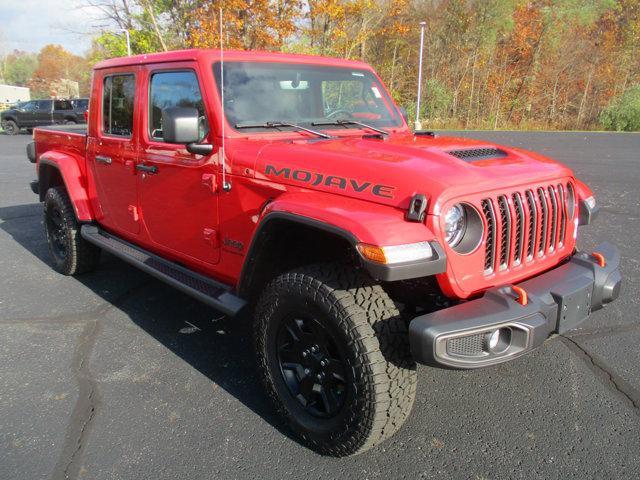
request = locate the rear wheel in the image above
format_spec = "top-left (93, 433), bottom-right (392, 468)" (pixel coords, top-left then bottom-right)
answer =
top-left (43, 186), bottom-right (100, 275)
top-left (3, 120), bottom-right (19, 135)
top-left (64, 119), bottom-right (77, 125)
top-left (255, 264), bottom-right (417, 456)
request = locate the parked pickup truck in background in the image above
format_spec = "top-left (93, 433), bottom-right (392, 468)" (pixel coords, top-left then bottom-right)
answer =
top-left (2, 98), bottom-right (88, 134)
top-left (26, 49), bottom-right (622, 456)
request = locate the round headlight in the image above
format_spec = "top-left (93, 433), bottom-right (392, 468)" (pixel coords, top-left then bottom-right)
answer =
top-left (442, 203), bottom-right (483, 254)
top-left (444, 204), bottom-right (466, 247)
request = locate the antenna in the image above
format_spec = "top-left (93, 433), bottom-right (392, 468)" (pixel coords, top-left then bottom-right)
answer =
top-left (219, 7), bottom-right (231, 192)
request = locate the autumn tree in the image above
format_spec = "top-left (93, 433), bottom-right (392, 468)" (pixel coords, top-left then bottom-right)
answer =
top-left (77, 0), bottom-right (639, 130)
top-left (29, 45), bottom-right (90, 97)
top-left (188, 0), bottom-right (303, 50)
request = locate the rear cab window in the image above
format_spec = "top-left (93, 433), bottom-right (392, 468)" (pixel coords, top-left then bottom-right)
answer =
top-left (148, 70), bottom-right (208, 142)
top-left (102, 74), bottom-right (135, 137)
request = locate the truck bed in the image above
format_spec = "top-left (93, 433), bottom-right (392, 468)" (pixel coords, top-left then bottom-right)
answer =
top-left (33, 124), bottom-right (87, 164)
top-left (37, 124), bottom-right (88, 135)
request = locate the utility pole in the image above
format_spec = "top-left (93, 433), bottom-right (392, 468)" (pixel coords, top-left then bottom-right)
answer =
top-left (121, 29), bottom-right (131, 56)
top-left (415, 21), bottom-right (426, 130)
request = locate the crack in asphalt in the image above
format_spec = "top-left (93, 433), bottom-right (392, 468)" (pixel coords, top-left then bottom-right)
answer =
top-left (51, 319), bottom-right (101, 480)
top-left (0, 212), bottom-right (41, 221)
top-left (559, 335), bottom-right (640, 415)
top-left (49, 282), bottom-right (150, 480)
top-left (0, 304), bottom-right (122, 325)
top-left (567, 322), bottom-right (640, 339)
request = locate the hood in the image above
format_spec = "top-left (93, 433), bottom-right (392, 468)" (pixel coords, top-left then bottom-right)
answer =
top-left (253, 133), bottom-right (574, 214)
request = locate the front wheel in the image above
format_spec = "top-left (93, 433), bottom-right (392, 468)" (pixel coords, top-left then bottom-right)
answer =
top-left (3, 120), bottom-right (19, 135)
top-left (43, 186), bottom-right (101, 275)
top-left (255, 264), bottom-right (417, 456)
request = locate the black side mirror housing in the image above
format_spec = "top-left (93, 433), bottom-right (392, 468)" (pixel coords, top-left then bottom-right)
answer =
top-left (399, 106), bottom-right (409, 124)
top-left (162, 107), bottom-right (201, 144)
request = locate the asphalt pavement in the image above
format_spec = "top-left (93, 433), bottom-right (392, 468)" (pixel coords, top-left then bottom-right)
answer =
top-left (1, 131), bottom-right (639, 479)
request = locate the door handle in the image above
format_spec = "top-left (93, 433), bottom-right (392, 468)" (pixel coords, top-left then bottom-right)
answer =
top-left (96, 155), bottom-right (112, 165)
top-left (136, 164), bottom-right (158, 174)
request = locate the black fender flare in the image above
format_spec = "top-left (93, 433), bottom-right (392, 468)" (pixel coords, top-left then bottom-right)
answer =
top-left (237, 211), bottom-right (446, 298)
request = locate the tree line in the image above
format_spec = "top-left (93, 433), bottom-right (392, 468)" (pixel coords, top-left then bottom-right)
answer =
top-left (2, 0), bottom-right (639, 131)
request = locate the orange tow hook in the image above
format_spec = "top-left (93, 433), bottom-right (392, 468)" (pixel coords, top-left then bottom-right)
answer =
top-left (591, 252), bottom-right (606, 268)
top-left (511, 285), bottom-right (528, 306)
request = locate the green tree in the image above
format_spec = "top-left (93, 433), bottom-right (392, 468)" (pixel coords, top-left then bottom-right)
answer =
top-left (600, 85), bottom-right (640, 131)
top-left (1, 51), bottom-right (38, 87)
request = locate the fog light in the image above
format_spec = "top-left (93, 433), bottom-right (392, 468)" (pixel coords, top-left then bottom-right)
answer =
top-left (484, 327), bottom-right (512, 354)
top-left (488, 330), bottom-right (500, 350)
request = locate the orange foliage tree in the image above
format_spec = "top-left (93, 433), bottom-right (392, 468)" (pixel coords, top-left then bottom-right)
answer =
top-left (29, 45), bottom-right (90, 98)
top-left (188, 0), bottom-right (302, 50)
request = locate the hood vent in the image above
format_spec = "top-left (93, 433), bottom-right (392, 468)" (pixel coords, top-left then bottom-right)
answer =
top-left (447, 148), bottom-right (508, 162)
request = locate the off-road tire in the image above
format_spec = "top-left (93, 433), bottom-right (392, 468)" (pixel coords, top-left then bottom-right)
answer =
top-left (3, 120), bottom-right (19, 135)
top-left (43, 186), bottom-right (100, 275)
top-left (255, 263), bottom-right (417, 456)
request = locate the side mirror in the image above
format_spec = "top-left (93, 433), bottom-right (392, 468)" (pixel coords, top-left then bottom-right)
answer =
top-left (162, 107), bottom-right (201, 144)
top-left (399, 106), bottom-right (409, 124)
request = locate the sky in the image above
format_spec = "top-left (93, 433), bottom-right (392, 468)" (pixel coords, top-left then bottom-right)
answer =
top-left (0, 1), bottom-right (108, 56)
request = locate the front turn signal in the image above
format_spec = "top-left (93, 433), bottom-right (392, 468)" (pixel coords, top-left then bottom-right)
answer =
top-left (357, 241), bottom-right (434, 264)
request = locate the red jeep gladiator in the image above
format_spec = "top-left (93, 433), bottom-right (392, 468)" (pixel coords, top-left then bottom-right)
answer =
top-left (27, 49), bottom-right (621, 456)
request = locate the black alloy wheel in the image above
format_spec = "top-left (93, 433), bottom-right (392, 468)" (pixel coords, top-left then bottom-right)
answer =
top-left (276, 315), bottom-right (348, 418)
top-left (255, 264), bottom-right (417, 456)
top-left (43, 186), bottom-right (101, 275)
top-left (46, 204), bottom-right (68, 261)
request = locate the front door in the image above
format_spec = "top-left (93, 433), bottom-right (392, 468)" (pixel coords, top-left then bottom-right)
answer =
top-left (137, 66), bottom-right (220, 264)
top-left (16, 101), bottom-right (38, 127)
top-left (34, 100), bottom-right (53, 126)
top-left (87, 71), bottom-right (140, 235)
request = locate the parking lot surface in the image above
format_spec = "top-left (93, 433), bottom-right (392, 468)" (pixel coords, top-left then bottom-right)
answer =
top-left (1, 131), bottom-right (638, 479)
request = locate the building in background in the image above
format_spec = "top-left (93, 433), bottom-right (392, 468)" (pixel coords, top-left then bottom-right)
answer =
top-left (0, 84), bottom-right (31, 105)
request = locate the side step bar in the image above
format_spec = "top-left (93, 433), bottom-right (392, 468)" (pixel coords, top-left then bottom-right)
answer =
top-left (81, 225), bottom-right (246, 316)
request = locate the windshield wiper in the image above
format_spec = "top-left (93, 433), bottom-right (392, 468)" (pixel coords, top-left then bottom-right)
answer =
top-left (312, 119), bottom-right (388, 135)
top-left (235, 121), bottom-right (331, 139)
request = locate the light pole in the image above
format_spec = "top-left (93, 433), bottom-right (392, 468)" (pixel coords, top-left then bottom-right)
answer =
top-left (415, 21), bottom-right (426, 130)
top-left (121, 29), bottom-right (131, 56)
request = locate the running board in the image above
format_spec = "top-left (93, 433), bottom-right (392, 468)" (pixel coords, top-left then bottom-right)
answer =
top-left (81, 225), bottom-right (245, 316)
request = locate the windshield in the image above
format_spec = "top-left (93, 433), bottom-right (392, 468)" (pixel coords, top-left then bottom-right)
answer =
top-left (213, 62), bottom-right (403, 133)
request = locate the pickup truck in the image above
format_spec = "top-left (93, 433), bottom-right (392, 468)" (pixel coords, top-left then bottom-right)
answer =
top-left (27, 49), bottom-right (622, 456)
top-left (2, 98), bottom-right (87, 134)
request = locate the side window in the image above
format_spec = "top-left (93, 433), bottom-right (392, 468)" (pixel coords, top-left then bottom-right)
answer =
top-left (54, 100), bottom-right (72, 110)
top-left (149, 70), bottom-right (208, 142)
top-left (103, 74), bottom-right (135, 137)
top-left (37, 100), bottom-right (53, 111)
top-left (22, 101), bottom-right (37, 111)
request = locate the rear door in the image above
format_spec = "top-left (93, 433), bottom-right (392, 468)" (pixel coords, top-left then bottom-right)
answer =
top-left (86, 70), bottom-right (140, 235)
top-left (137, 64), bottom-right (220, 264)
top-left (53, 100), bottom-right (73, 123)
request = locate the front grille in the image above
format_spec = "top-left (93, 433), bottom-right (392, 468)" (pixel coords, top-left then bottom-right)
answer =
top-left (481, 199), bottom-right (497, 273)
top-left (481, 182), bottom-right (573, 274)
top-left (497, 196), bottom-right (511, 270)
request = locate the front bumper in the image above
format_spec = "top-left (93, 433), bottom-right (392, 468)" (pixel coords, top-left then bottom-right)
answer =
top-left (409, 242), bottom-right (621, 368)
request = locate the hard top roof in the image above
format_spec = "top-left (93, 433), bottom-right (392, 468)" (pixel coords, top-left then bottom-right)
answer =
top-left (93, 49), bottom-right (372, 71)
